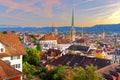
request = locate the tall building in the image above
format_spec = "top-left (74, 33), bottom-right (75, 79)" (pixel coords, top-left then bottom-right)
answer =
top-left (55, 28), bottom-right (58, 36)
top-left (102, 29), bottom-right (105, 39)
top-left (52, 23), bottom-right (55, 36)
top-left (70, 9), bottom-right (76, 42)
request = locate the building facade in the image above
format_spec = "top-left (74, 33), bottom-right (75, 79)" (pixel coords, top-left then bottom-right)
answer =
top-left (0, 33), bottom-right (26, 72)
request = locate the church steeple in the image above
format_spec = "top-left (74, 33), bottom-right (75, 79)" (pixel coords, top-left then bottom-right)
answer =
top-left (71, 9), bottom-right (75, 30)
top-left (70, 9), bottom-right (76, 42)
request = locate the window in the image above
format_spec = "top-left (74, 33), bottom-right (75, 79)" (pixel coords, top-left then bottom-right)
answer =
top-left (11, 56), bottom-right (20, 60)
top-left (12, 64), bottom-right (20, 68)
top-left (1, 48), bottom-right (4, 52)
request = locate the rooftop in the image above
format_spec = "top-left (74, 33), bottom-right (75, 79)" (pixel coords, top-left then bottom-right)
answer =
top-left (0, 59), bottom-right (22, 80)
top-left (49, 54), bottom-right (111, 69)
top-left (0, 33), bottom-right (26, 57)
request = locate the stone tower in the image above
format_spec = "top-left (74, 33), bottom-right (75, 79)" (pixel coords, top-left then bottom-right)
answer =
top-left (70, 9), bottom-right (76, 42)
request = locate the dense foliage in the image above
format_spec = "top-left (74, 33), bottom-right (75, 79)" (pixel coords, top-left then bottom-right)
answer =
top-left (23, 48), bottom-right (40, 65)
top-left (23, 61), bottom-right (36, 75)
top-left (37, 65), bottom-right (104, 80)
top-left (36, 42), bottom-right (42, 51)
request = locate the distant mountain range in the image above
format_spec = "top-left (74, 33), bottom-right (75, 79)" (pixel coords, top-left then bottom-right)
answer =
top-left (0, 24), bottom-right (120, 33)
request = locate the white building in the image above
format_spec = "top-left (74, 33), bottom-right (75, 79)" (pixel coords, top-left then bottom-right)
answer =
top-left (57, 44), bottom-right (71, 51)
top-left (40, 40), bottom-right (57, 50)
top-left (0, 33), bottom-right (26, 72)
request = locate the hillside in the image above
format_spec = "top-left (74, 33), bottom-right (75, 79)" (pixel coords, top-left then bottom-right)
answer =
top-left (0, 24), bottom-right (120, 33)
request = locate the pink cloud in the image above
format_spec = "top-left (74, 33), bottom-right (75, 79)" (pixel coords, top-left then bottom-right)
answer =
top-left (0, 0), bottom-right (61, 17)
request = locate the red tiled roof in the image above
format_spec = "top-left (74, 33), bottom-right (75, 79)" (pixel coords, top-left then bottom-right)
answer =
top-left (0, 33), bottom-right (26, 57)
top-left (0, 59), bottom-right (22, 80)
top-left (40, 34), bottom-right (56, 40)
top-left (57, 35), bottom-right (71, 44)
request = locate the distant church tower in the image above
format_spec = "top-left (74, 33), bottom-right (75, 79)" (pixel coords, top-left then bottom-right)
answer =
top-left (52, 23), bottom-right (55, 35)
top-left (70, 9), bottom-right (76, 42)
top-left (102, 29), bottom-right (105, 39)
top-left (55, 28), bottom-right (58, 36)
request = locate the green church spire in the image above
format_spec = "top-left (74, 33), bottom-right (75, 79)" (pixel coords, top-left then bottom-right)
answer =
top-left (71, 9), bottom-right (74, 30)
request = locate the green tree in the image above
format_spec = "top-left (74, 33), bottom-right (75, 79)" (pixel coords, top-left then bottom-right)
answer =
top-left (53, 65), bottom-right (65, 80)
top-left (23, 48), bottom-right (40, 65)
top-left (23, 61), bottom-right (36, 75)
top-left (37, 65), bottom-right (104, 80)
top-left (38, 65), bottom-right (65, 80)
top-left (36, 42), bottom-right (42, 51)
top-left (73, 67), bottom-right (86, 80)
top-left (2, 31), bottom-right (7, 34)
top-left (63, 65), bottom-right (104, 80)
top-left (86, 64), bottom-right (104, 80)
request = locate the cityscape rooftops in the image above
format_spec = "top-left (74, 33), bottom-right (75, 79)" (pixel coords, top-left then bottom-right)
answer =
top-left (49, 54), bottom-right (111, 69)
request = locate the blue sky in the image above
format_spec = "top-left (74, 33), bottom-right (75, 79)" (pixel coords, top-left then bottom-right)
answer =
top-left (0, 0), bottom-right (120, 27)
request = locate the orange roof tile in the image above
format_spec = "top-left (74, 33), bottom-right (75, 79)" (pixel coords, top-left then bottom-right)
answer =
top-left (40, 34), bottom-right (56, 40)
top-left (0, 59), bottom-right (22, 80)
top-left (0, 33), bottom-right (26, 57)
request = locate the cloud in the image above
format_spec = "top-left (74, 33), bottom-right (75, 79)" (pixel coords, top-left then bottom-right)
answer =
top-left (73, 0), bottom-right (94, 6)
top-left (106, 9), bottom-right (120, 23)
top-left (0, 13), bottom-right (25, 21)
top-left (0, 0), bottom-right (119, 27)
top-left (0, 0), bottom-right (61, 17)
top-left (83, 2), bottom-right (120, 11)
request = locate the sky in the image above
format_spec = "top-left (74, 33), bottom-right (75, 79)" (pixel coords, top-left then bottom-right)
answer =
top-left (0, 0), bottom-right (120, 27)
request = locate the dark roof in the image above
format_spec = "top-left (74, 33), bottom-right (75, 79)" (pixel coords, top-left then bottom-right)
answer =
top-left (98, 43), bottom-right (108, 47)
top-left (68, 45), bottom-right (89, 52)
top-left (103, 74), bottom-right (113, 80)
top-left (0, 59), bottom-right (22, 80)
top-left (49, 54), bottom-right (111, 69)
top-left (96, 63), bottom-right (120, 80)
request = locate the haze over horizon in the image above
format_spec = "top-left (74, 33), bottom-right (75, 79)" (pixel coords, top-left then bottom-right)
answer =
top-left (0, 0), bottom-right (120, 27)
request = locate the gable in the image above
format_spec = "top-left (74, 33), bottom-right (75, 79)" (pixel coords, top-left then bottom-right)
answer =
top-left (0, 33), bottom-right (26, 57)
top-left (0, 42), bottom-right (6, 48)
top-left (0, 42), bottom-right (6, 53)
